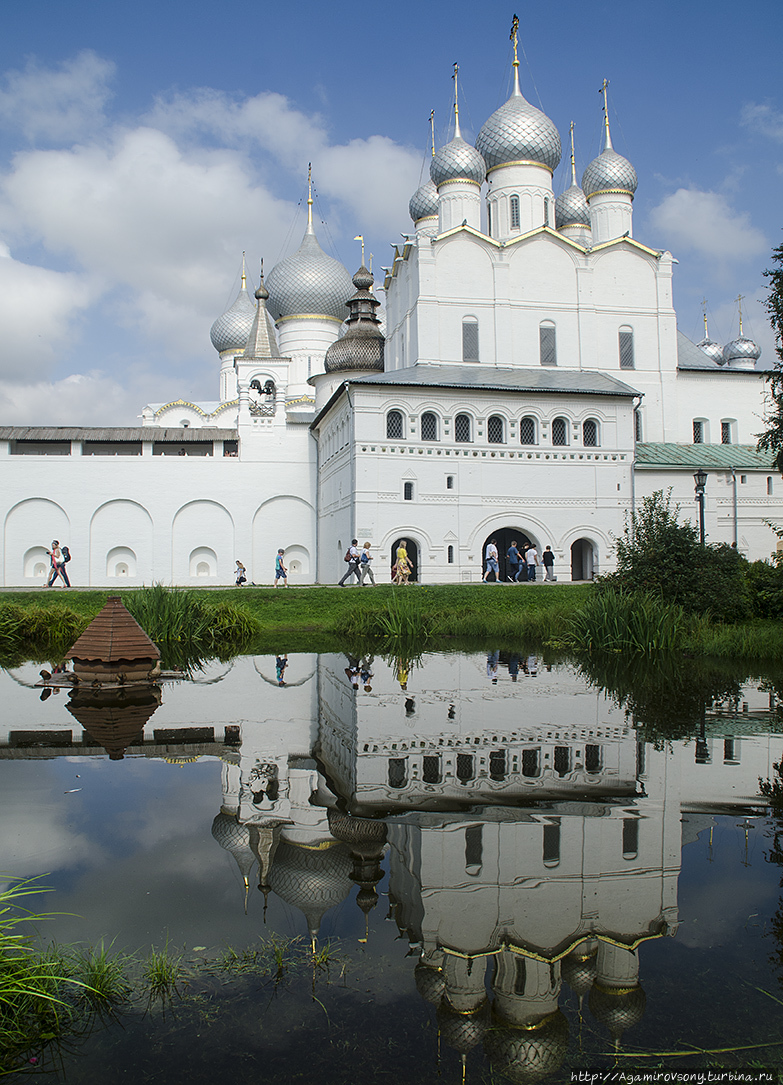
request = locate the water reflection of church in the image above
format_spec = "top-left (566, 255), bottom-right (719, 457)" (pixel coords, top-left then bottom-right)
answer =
top-left (4, 650), bottom-right (780, 1079)
top-left (205, 652), bottom-right (777, 1080)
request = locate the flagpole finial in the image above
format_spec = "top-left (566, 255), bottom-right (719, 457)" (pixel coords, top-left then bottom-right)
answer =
top-left (429, 109), bottom-right (435, 157)
top-left (354, 235), bottom-right (365, 266)
top-left (241, 251), bottom-right (247, 289)
top-left (569, 121), bottom-right (577, 186)
top-left (737, 293), bottom-right (745, 335)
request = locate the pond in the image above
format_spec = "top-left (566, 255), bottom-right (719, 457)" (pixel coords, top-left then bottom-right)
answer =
top-left (2, 650), bottom-right (783, 1083)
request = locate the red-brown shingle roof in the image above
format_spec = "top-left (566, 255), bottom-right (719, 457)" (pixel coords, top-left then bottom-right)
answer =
top-left (65, 596), bottom-right (160, 663)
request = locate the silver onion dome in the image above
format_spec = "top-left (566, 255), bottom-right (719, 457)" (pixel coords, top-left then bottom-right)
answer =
top-left (409, 179), bottom-right (439, 222)
top-left (211, 812), bottom-right (257, 883)
top-left (266, 222), bottom-right (353, 323)
top-left (484, 1008), bottom-right (569, 1084)
top-left (323, 265), bottom-right (385, 373)
top-left (430, 135), bottom-right (486, 188)
top-left (582, 147), bottom-right (637, 199)
top-left (476, 91), bottom-right (561, 173)
top-left (697, 337), bottom-right (726, 365)
top-left (268, 840), bottom-right (353, 937)
top-left (415, 963), bottom-right (446, 1005)
top-left (589, 983), bottom-right (646, 1040)
top-left (210, 279), bottom-right (256, 354)
top-left (723, 336), bottom-right (761, 365)
top-left (555, 184), bottom-right (590, 229)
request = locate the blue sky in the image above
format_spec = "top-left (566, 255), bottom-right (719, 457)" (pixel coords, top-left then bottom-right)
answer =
top-left (0, 0), bottom-right (780, 423)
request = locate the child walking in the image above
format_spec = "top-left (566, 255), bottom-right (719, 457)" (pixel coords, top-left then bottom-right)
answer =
top-left (274, 549), bottom-right (288, 587)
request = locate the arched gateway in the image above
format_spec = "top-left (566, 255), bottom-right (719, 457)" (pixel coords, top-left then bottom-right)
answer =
top-left (391, 538), bottom-right (419, 582)
top-left (482, 528), bottom-right (534, 582)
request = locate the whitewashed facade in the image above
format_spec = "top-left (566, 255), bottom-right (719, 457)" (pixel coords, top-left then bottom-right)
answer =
top-left (0, 50), bottom-right (777, 587)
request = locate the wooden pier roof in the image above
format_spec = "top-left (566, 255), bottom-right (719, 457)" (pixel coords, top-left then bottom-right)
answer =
top-left (65, 596), bottom-right (160, 663)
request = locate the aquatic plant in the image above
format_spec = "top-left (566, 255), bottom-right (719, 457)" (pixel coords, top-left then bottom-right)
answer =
top-left (69, 941), bottom-right (132, 1009)
top-left (143, 940), bottom-right (184, 1004)
top-left (558, 589), bottom-right (690, 653)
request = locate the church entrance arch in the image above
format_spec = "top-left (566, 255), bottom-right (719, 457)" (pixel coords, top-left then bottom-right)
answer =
top-left (482, 528), bottom-right (534, 582)
top-left (571, 538), bottom-right (595, 581)
top-left (391, 538), bottom-right (418, 583)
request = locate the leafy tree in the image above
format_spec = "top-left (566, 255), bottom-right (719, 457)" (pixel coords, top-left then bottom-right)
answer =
top-left (757, 241), bottom-right (783, 471)
top-left (601, 489), bottom-right (750, 621)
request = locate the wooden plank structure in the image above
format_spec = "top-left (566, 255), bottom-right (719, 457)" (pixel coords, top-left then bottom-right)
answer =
top-left (65, 595), bottom-right (160, 681)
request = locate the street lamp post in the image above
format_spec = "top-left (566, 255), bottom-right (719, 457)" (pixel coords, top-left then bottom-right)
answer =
top-left (693, 469), bottom-right (707, 545)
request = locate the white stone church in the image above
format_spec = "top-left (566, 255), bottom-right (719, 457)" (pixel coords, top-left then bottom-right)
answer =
top-left (0, 44), bottom-right (776, 587)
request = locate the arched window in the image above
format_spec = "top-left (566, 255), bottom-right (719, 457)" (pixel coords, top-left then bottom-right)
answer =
top-left (386, 410), bottom-right (403, 439)
top-left (693, 419), bottom-right (706, 444)
top-left (544, 196), bottom-right (551, 227)
top-left (454, 413), bottom-right (472, 442)
top-left (487, 415), bottom-right (505, 444)
top-left (540, 322), bottom-right (557, 366)
top-left (583, 419), bottom-right (599, 447)
top-left (519, 416), bottom-right (537, 445)
top-left (510, 195), bottom-right (520, 230)
top-left (619, 327), bottom-right (635, 369)
top-left (462, 318), bottom-right (479, 362)
top-left (552, 417), bottom-right (568, 446)
top-left (421, 412), bottom-right (438, 441)
top-left (447, 545), bottom-right (454, 563)
top-left (722, 419), bottom-right (735, 445)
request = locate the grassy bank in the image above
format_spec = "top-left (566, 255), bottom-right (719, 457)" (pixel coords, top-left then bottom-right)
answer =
top-left (3, 582), bottom-right (783, 662)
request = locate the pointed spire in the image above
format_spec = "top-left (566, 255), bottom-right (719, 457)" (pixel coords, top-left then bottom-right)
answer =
top-left (600, 78), bottom-right (613, 150)
top-left (240, 260), bottom-right (281, 359)
top-left (241, 251), bottom-right (247, 291)
top-left (702, 298), bottom-right (710, 339)
top-left (430, 109), bottom-right (436, 156)
top-left (737, 293), bottom-right (745, 335)
top-left (510, 13), bottom-right (521, 97)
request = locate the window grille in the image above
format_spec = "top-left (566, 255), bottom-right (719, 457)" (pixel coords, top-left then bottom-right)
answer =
top-left (421, 412), bottom-right (438, 441)
top-left (446, 475), bottom-right (454, 489)
top-left (619, 329), bottom-right (635, 369)
top-left (721, 421), bottom-right (732, 444)
top-left (388, 758), bottom-right (407, 788)
top-left (487, 415), bottom-right (504, 443)
top-left (519, 416), bottom-right (537, 445)
top-left (462, 320), bottom-right (479, 362)
top-left (456, 753), bottom-right (474, 782)
top-left (554, 746), bottom-right (570, 777)
top-left (454, 413), bottom-right (471, 442)
top-left (552, 417), bottom-right (567, 446)
top-left (693, 419), bottom-right (704, 444)
top-left (422, 755), bottom-right (441, 783)
top-left (635, 409), bottom-right (643, 442)
top-left (522, 748), bottom-right (540, 777)
top-left (489, 749), bottom-right (506, 780)
top-left (543, 822), bottom-right (561, 864)
top-left (447, 545), bottom-right (454, 563)
top-left (403, 482), bottom-right (414, 501)
top-left (386, 410), bottom-right (403, 439)
top-left (585, 744), bottom-right (601, 773)
top-left (510, 195), bottom-right (520, 229)
top-left (540, 324), bottom-right (557, 366)
top-left (583, 419), bottom-right (598, 446)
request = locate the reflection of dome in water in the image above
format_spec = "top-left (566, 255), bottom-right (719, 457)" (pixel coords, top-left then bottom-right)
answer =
top-left (484, 1008), bottom-right (569, 1084)
top-left (438, 998), bottom-right (490, 1055)
top-left (589, 982), bottom-right (646, 1040)
top-left (327, 809), bottom-right (387, 853)
top-left (415, 962), bottom-right (445, 1005)
top-left (561, 948), bottom-right (597, 998)
top-left (268, 841), bottom-right (353, 936)
top-left (211, 812), bottom-right (257, 883)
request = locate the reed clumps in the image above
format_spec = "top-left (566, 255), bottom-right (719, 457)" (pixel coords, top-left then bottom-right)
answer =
top-left (0, 603), bottom-right (88, 662)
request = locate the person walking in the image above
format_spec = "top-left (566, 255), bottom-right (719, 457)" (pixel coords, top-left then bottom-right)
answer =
top-left (525, 544), bottom-right (539, 582)
top-left (506, 540), bottom-right (522, 582)
top-left (542, 546), bottom-right (556, 581)
top-left (360, 542), bottom-right (375, 585)
top-left (46, 541), bottom-right (70, 587)
top-left (274, 549), bottom-right (288, 587)
top-left (339, 540), bottom-right (362, 585)
top-left (483, 539), bottom-right (499, 582)
top-left (235, 560), bottom-right (247, 586)
top-left (393, 540), bottom-right (412, 584)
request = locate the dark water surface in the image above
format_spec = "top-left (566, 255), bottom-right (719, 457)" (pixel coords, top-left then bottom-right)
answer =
top-left (2, 651), bottom-right (783, 1083)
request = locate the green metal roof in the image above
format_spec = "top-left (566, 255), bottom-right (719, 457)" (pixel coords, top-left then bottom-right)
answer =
top-left (635, 443), bottom-right (774, 470)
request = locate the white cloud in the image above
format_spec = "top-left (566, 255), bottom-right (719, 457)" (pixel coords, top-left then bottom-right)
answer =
top-left (0, 51), bottom-right (114, 144)
top-left (741, 102), bottom-right (783, 144)
top-left (0, 250), bottom-right (94, 379)
top-left (648, 188), bottom-right (768, 264)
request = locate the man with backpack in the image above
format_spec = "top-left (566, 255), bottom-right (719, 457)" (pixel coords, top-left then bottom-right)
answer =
top-left (338, 539), bottom-right (362, 586)
top-left (46, 540), bottom-right (71, 587)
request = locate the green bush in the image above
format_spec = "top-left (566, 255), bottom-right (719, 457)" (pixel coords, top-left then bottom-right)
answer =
top-left (601, 490), bottom-right (750, 622)
top-left (558, 589), bottom-right (690, 653)
top-left (745, 559), bottom-right (783, 619)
